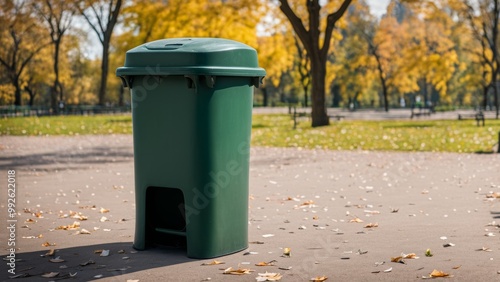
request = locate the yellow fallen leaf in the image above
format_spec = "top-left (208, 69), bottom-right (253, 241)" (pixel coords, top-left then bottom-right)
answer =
top-left (100, 207), bottom-right (110, 213)
top-left (403, 253), bottom-right (419, 259)
top-left (256, 272), bottom-right (283, 281)
top-left (310, 276), bottom-right (328, 282)
top-left (283, 247), bottom-right (291, 257)
top-left (349, 217), bottom-right (363, 223)
top-left (45, 249), bottom-right (55, 257)
top-left (429, 269), bottom-right (450, 277)
top-left (364, 222), bottom-right (378, 228)
top-left (25, 218), bottom-right (36, 223)
top-left (486, 192), bottom-right (500, 198)
top-left (313, 215), bottom-right (319, 220)
top-left (255, 260), bottom-right (276, 266)
top-left (425, 249), bottom-right (433, 257)
top-left (42, 241), bottom-right (56, 247)
top-left (201, 260), bottom-right (225, 266)
top-left (223, 267), bottom-right (253, 275)
top-left (391, 256), bottom-right (404, 263)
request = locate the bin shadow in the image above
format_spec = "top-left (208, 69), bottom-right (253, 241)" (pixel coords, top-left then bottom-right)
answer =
top-left (4, 242), bottom-right (194, 281)
top-left (491, 211), bottom-right (500, 219)
top-left (0, 146), bottom-right (134, 171)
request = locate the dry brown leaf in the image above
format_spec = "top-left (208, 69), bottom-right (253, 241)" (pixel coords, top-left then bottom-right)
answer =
top-left (45, 249), bottom-right (55, 257)
top-left (42, 241), bottom-right (55, 247)
top-left (364, 223), bottom-right (379, 228)
top-left (391, 256), bottom-right (405, 264)
top-left (255, 260), bottom-right (276, 266)
top-left (49, 257), bottom-right (65, 263)
top-left (429, 269), bottom-right (450, 277)
top-left (56, 221), bottom-right (81, 230)
top-left (41, 272), bottom-right (59, 278)
top-left (25, 218), bottom-right (36, 223)
top-left (256, 272), bottom-right (283, 281)
top-left (313, 215), bottom-right (319, 220)
top-left (403, 253), bottom-right (419, 259)
top-left (310, 276), bottom-right (328, 282)
top-left (349, 217), bottom-right (364, 223)
top-left (486, 192), bottom-right (500, 198)
top-left (34, 212), bottom-right (44, 218)
top-left (223, 267), bottom-right (253, 275)
top-left (201, 260), bottom-right (225, 266)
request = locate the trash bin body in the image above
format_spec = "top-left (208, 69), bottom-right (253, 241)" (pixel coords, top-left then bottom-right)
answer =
top-left (116, 38), bottom-right (265, 258)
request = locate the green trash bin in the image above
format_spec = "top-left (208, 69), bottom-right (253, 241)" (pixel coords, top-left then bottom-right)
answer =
top-left (116, 38), bottom-right (265, 258)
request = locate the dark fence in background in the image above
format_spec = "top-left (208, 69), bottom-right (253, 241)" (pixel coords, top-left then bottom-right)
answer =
top-left (0, 105), bottom-right (131, 118)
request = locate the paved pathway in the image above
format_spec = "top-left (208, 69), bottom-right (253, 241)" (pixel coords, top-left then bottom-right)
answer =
top-left (1, 135), bottom-right (499, 281)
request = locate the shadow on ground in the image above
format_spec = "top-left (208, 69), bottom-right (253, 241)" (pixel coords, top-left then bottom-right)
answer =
top-left (2, 242), bottom-right (193, 281)
top-left (0, 146), bottom-right (133, 171)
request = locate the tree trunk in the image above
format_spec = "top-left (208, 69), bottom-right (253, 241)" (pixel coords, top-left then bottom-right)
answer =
top-left (52, 41), bottom-right (62, 112)
top-left (310, 57), bottom-right (329, 127)
top-left (262, 87), bottom-right (269, 107)
top-left (303, 85), bottom-right (309, 107)
top-left (13, 77), bottom-right (22, 106)
top-left (99, 41), bottom-right (110, 105)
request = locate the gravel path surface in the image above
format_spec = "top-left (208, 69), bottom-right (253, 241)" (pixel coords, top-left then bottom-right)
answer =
top-left (1, 135), bottom-right (499, 281)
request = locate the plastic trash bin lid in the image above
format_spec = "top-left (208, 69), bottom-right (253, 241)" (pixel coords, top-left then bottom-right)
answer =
top-left (116, 38), bottom-right (266, 77)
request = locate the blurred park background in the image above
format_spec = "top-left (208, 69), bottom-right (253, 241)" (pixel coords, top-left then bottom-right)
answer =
top-left (2, 0), bottom-right (500, 114)
top-left (2, 0), bottom-right (500, 154)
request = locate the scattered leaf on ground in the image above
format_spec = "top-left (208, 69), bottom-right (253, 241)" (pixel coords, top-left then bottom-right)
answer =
top-left (310, 276), bottom-right (328, 281)
top-left (100, 250), bottom-right (110, 257)
top-left (94, 274), bottom-right (103, 278)
top-left (262, 234), bottom-right (275, 238)
top-left (78, 229), bottom-right (91, 235)
top-left (49, 257), bottom-right (65, 263)
top-left (80, 259), bottom-right (95, 266)
top-left (100, 208), bottom-right (110, 213)
top-left (41, 272), bottom-right (59, 278)
top-left (56, 221), bottom-right (81, 231)
top-left (476, 247), bottom-right (492, 252)
top-left (403, 253), bottom-right (419, 259)
top-left (201, 260), bottom-right (225, 266)
top-left (223, 267), bottom-right (253, 275)
top-left (283, 247), bottom-right (291, 257)
top-left (443, 243), bottom-right (455, 247)
top-left (364, 223), bottom-right (378, 228)
top-left (44, 249), bottom-right (55, 257)
top-left (384, 267), bottom-right (393, 273)
top-left (452, 265), bottom-right (461, 269)
top-left (425, 249), bottom-right (433, 257)
top-left (255, 260), bottom-right (277, 266)
top-left (349, 217), bottom-right (363, 223)
top-left (42, 241), bottom-right (56, 247)
top-left (391, 256), bottom-right (405, 264)
top-left (422, 269), bottom-right (451, 278)
top-left (256, 272), bottom-right (282, 281)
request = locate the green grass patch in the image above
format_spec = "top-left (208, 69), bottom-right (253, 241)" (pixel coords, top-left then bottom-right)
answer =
top-left (251, 114), bottom-right (500, 153)
top-left (1, 114), bottom-right (499, 153)
top-left (0, 115), bottom-right (132, 136)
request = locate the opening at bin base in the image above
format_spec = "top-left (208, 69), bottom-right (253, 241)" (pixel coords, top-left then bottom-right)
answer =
top-left (145, 186), bottom-right (187, 249)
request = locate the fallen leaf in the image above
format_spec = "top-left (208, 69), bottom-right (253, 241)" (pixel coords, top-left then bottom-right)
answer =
top-left (243, 251), bottom-right (258, 255)
top-left (94, 274), bottom-right (104, 278)
top-left (485, 233), bottom-right (496, 237)
top-left (256, 272), bottom-right (282, 281)
top-left (201, 260), bottom-right (225, 266)
top-left (255, 260), bottom-right (277, 266)
top-left (384, 267), bottom-right (393, 273)
top-left (78, 229), bottom-right (91, 235)
top-left (349, 217), bottom-right (363, 223)
top-left (45, 249), bottom-right (55, 257)
top-left (100, 250), bottom-right (110, 257)
top-left (223, 267), bottom-right (254, 275)
top-left (80, 259), bottom-right (95, 266)
top-left (310, 276), bottom-right (328, 281)
top-left (443, 243), bottom-right (455, 247)
top-left (100, 216), bottom-right (108, 222)
top-left (364, 223), bottom-right (378, 228)
top-left (100, 207), bottom-right (110, 213)
top-left (425, 249), bottom-right (433, 257)
top-left (283, 247), bottom-right (291, 257)
top-left (391, 256), bottom-right (405, 264)
top-left (313, 216), bottom-right (319, 220)
top-left (41, 272), bottom-right (59, 278)
top-left (391, 208), bottom-right (399, 213)
top-left (476, 247), bottom-right (492, 252)
top-left (278, 266), bottom-right (292, 270)
top-left (486, 192), bottom-right (500, 198)
top-left (429, 269), bottom-right (450, 277)
top-left (56, 221), bottom-right (81, 230)
top-left (262, 234), bottom-right (275, 238)
top-left (25, 218), bottom-right (36, 223)
top-left (49, 257), bottom-right (65, 263)
top-left (452, 265), bottom-right (461, 269)
top-left (42, 241), bottom-right (55, 247)
top-left (403, 253), bottom-right (419, 259)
